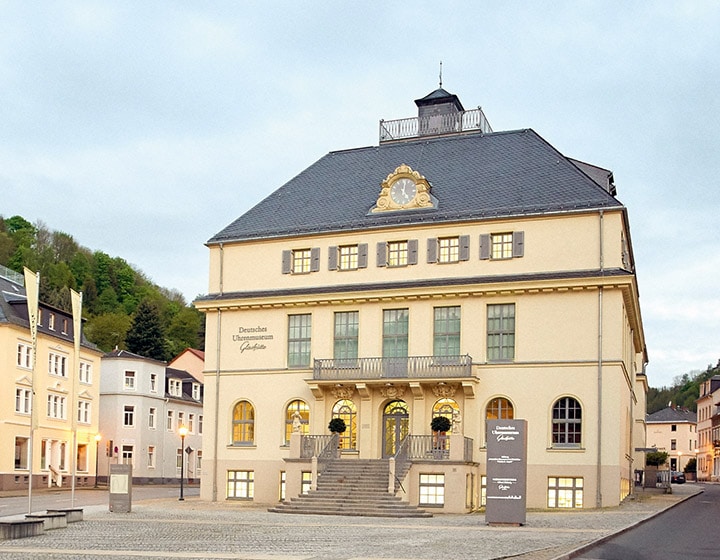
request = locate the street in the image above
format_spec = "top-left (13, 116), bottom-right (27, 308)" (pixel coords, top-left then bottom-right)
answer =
top-left (574, 483), bottom-right (720, 559)
top-left (0, 485), bottom-right (199, 518)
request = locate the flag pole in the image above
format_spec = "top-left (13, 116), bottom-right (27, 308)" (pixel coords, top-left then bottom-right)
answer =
top-left (23, 268), bottom-right (40, 515)
top-left (70, 290), bottom-right (83, 507)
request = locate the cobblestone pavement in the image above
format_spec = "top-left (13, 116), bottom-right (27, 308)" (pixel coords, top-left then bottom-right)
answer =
top-left (0, 484), bottom-right (702, 560)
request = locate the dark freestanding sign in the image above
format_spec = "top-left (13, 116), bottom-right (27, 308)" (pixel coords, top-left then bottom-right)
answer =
top-left (485, 419), bottom-right (527, 525)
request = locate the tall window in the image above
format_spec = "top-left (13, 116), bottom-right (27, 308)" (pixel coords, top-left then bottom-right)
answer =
top-left (188, 413), bottom-right (195, 433)
top-left (17, 343), bottom-right (32, 368)
top-left (285, 400), bottom-right (310, 443)
top-left (301, 471), bottom-right (313, 495)
top-left (332, 399), bottom-right (358, 450)
top-left (46, 395), bottom-right (66, 419)
top-left (77, 444), bottom-right (88, 472)
top-left (491, 233), bottom-right (514, 259)
top-left (382, 309), bottom-right (409, 358)
top-left (148, 407), bottom-right (157, 429)
top-left (15, 437), bottom-right (29, 469)
top-left (77, 400), bottom-right (91, 424)
top-left (124, 371), bottom-right (136, 390)
top-left (552, 397), bottom-right (582, 447)
top-left (123, 405), bottom-right (135, 427)
top-left (121, 445), bottom-right (133, 466)
top-left (227, 470), bottom-right (254, 499)
top-left (288, 314), bottom-right (311, 368)
top-left (487, 304), bottom-right (515, 361)
top-left (148, 446), bottom-right (156, 468)
top-left (79, 362), bottom-right (92, 384)
top-left (15, 387), bottom-right (31, 414)
top-left (433, 306), bottom-right (461, 357)
top-left (387, 241), bottom-right (409, 267)
top-left (198, 415), bottom-right (203, 435)
top-left (338, 245), bottom-right (359, 270)
top-left (48, 353), bottom-right (68, 377)
top-left (334, 311), bottom-right (359, 361)
top-left (192, 383), bottom-right (201, 400)
top-left (150, 373), bottom-right (158, 393)
top-left (548, 477), bottom-right (583, 508)
top-left (176, 448), bottom-right (183, 469)
top-left (232, 401), bottom-right (255, 446)
top-left (167, 410), bottom-right (174, 431)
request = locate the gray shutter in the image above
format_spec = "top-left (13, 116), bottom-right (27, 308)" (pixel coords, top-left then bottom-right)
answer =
top-left (282, 250), bottom-right (292, 274)
top-left (376, 242), bottom-right (387, 267)
top-left (459, 235), bottom-right (470, 261)
top-left (512, 231), bottom-right (525, 258)
top-left (408, 239), bottom-right (418, 265)
top-left (427, 238), bottom-right (438, 263)
top-left (358, 243), bottom-right (368, 268)
top-left (311, 248), bottom-right (320, 272)
top-left (328, 246), bottom-right (338, 270)
top-left (479, 234), bottom-right (490, 260)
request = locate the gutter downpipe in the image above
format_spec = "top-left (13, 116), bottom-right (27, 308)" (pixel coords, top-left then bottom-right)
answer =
top-left (597, 210), bottom-right (604, 508)
top-left (212, 242), bottom-right (224, 502)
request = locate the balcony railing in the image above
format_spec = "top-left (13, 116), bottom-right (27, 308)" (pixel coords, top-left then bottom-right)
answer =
top-left (379, 107), bottom-right (492, 143)
top-left (404, 435), bottom-right (474, 462)
top-left (313, 355), bottom-right (473, 381)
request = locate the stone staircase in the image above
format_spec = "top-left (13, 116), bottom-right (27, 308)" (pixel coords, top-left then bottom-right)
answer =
top-left (268, 459), bottom-right (431, 518)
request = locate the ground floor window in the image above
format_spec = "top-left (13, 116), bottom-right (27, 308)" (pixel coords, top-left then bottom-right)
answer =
top-left (480, 475), bottom-right (487, 507)
top-left (301, 471), bottom-right (312, 495)
top-left (279, 471), bottom-right (286, 501)
top-left (121, 445), bottom-right (133, 466)
top-left (76, 444), bottom-right (88, 472)
top-left (15, 437), bottom-right (29, 469)
top-left (419, 473), bottom-right (445, 506)
top-left (547, 477), bottom-right (583, 508)
top-left (227, 470), bottom-right (254, 499)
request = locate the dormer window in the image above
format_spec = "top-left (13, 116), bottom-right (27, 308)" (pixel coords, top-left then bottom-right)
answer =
top-left (48, 313), bottom-right (55, 331)
top-left (169, 379), bottom-right (182, 397)
top-left (192, 383), bottom-right (201, 401)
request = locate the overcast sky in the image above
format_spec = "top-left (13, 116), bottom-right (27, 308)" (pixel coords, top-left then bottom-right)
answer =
top-left (2, 1), bottom-right (718, 389)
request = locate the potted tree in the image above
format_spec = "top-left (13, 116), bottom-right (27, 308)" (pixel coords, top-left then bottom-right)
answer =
top-left (431, 415), bottom-right (452, 455)
top-left (328, 417), bottom-right (346, 450)
top-left (645, 450), bottom-right (669, 488)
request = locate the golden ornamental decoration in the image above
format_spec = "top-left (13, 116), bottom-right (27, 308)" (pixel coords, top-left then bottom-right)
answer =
top-left (331, 385), bottom-right (355, 400)
top-left (432, 382), bottom-right (457, 398)
top-left (371, 164), bottom-right (434, 212)
top-left (379, 384), bottom-right (406, 399)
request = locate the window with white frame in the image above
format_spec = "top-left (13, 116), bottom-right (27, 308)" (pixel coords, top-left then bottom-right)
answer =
top-left (167, 410), bottom-right (174, 431)
top-left (178, 411), bottom-right (185, 429)
top-left (188, 413), bottom-right (195, 433)
top-left (79, 361), bottom-right (92, 384)
top-left (227, 470), bottom-right (254, 499)
top-left (121, 445), bottom-right (133, 466)
top-left (192, 383), bottom-right (200, 400)
top-left (123, 405), bottom-right (135, 427)
top-left (387, 241), bottom-right (409, 267)
top-left (17, 343), bottom-right (32, 369)
top-left (147, 446), bottom-right (156, 468)
top-left (46, 394), bottom-right (66, 419)
top-left (124, 371), bottom-right (136, 390)
top-left (438, 237), bottom-right (460, 263)
top-left (15, 387), bottom-right (31, 414)
top-left (487, 304), bottom-right (515, 361)
top-left (198, 415), bottom-right (203, 435)
top-left (48, 352), bottom-right (68, 377)
top-left (196, 450), bottom-right (202, 474)
top-left (62, 318), bottom-right (68, 334)
top-left (48, 313), bottom-right (55, 331)
top-left (491, 233), bottom-right (513, 259)
top-left (77, 400), bottom-right (91, 424)
top-left (552, 397), bottom-right (582, 447)
top-left (288, 314), bottom-right (312, 368)
top-left (547, 477), bottom-right (583, 508)
top-left (433, 306), bottom-right (461, 357)
top-left (150, 373), bottom-right (158, 393)
top-left (148, 407), bottom-right (157, 429)
top-left (176, 448), bottom-right (183, 469)
top-left (169, 379), bottom-right (182, 397)
top-left (419, 474), bottom-right (445, 506)
top-left (333, 311), bottom-right (359, 361)
top-left (301, 471), bottom-right (312, 495)
top-left (338, 245), bottom-right (359, 270)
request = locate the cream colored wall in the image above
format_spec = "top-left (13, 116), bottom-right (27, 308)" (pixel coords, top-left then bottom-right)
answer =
top-left (207, 211), bottom-right (627, 295)
top-left (646, 420), bottom-right (697, 471)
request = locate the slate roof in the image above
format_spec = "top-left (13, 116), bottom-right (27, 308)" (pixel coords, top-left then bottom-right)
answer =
top-left (646, 407), bottom-right (697, 424)
top-left (209, 128), bottom-right (623, 245)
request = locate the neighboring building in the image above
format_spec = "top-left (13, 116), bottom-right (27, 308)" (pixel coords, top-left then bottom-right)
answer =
top-left (98, 349), bottom-right (203, 484)
top-left (0, 265), bottom-right (103, 490)
top-left (696, 375), bottom-right (720, 480)
top-left (646, 406), bottom-right (697, 472)
top-left (195, 88), bottom-right (648, 510)
top-left (168, 347), bottom-right (205, 382)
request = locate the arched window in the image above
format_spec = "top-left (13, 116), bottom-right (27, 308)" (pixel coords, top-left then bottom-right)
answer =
top-left (332, 399), bottom-right (357, 450)
top-left (285, 399), bottom-right (309, 443)
top-left (552, 397), bottom-right (582, 447)
top-left (486, 397), bottom-right (514, 421)
top-left (232, 401), bottom-right (254, 446)
top-left (432, 398), bottom-right (459, 423)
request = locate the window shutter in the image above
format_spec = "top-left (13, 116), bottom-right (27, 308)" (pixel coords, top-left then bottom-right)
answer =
top-left (328, 246), bottom-right (338, 271)
top-left (408, 239), bottom-right (418, 265)
top-left (479, 234), bottom-right (490, 260)
top-left (358, 243), bottom-right (368, 268)
top-left (427, 238), bottom-right (438, 263)
top-left (282, 250), bottom-right (292, 274)
top-left (376, 242), bottom-right (387, 267)
top-left (459, 235), bottom-right (470, 261)
top-left (311, 248), bottom-right (320, 272)
top-left (513, 231), bottom-right (525, 258)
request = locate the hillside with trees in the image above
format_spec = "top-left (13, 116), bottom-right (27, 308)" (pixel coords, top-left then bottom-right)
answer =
top-left (647, 360), bottom-right (720, 414)
top-left (0, 214), bottom-right (204, 361)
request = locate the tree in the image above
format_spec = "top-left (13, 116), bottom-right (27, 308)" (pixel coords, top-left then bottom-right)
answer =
top-left (84, 312), bottom-right (132, 352)
top-left (645, 451), bottom-right (669, 467)
top-left (126, 299), bottom-right (168, 361)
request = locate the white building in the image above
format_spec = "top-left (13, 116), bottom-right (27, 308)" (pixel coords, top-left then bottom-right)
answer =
top-left (98, 349), bottom-right (203, 483)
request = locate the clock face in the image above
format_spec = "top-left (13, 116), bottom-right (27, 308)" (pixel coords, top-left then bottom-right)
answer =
top-left (389, 178), bottom-right (417, 205)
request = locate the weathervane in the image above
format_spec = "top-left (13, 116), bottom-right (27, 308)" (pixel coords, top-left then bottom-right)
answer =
top-left (439, 60), bottom-right (443, 88)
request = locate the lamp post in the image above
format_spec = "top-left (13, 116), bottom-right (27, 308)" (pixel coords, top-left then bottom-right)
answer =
top-left (94, 434), bottom-right (102, 488)
top-left (178, 425), bottom-right (188, 501)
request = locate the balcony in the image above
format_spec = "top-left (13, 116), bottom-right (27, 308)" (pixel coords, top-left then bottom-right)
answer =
top-left (379, 107), bottom-right (492, 143)
top-left (313, 355), bottom-right (473, 381)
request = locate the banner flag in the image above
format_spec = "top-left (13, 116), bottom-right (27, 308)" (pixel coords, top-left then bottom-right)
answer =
top-left (23, 267), bottom-right (39, 353)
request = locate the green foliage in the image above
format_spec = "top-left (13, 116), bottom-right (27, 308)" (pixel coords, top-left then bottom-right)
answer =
top-left (647, 360), bottom-right (720, 414)
top-left (645, 451), bottom-right (669, 467)
top-left (0, 214), bottom-right (202, 359)
top-left (328, 417), bottom-right (347, 433)
top-left (126, 299), bottom-right (168, 361)
top-left (684, 457), bottom-right (696, 474)
top-left (431, 415), bottom-right (452, 433)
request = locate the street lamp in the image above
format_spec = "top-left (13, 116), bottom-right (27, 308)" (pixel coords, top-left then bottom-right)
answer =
top-left (94, 434), bottom-right (102, 488)
top-left (178, 425), bottom-right (188, 501)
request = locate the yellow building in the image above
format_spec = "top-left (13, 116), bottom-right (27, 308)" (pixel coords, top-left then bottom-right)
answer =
top-left (645, 406), bottom-right (697, 473)
top-left (696, 376), bottom-right (720, 480)
top-left (195, 89), bottom-right (648, 512)
top-left (0, 265), bottom-right (103, 490)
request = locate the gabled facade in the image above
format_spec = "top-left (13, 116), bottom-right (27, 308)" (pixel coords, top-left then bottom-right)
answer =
top-left (98, 349), bottom-right (204, 484)
top-left (696, 375), bottom-right (720, 480)
top-left (645, 406), bottom-right (697, 472)
top-left (168, 347), bottom-right (205, 382)
top-left (195, 89), bottom-right (648, 510)
top-left (0, 265), bottom-right (103, 490)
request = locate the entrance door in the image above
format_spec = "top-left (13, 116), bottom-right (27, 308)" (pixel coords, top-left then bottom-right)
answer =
top-left (382, 400), bottom-right (409, 458)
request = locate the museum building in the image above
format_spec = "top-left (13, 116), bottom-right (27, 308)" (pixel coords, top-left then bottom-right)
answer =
top-left (195, 88), bottom-right (648, 511)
